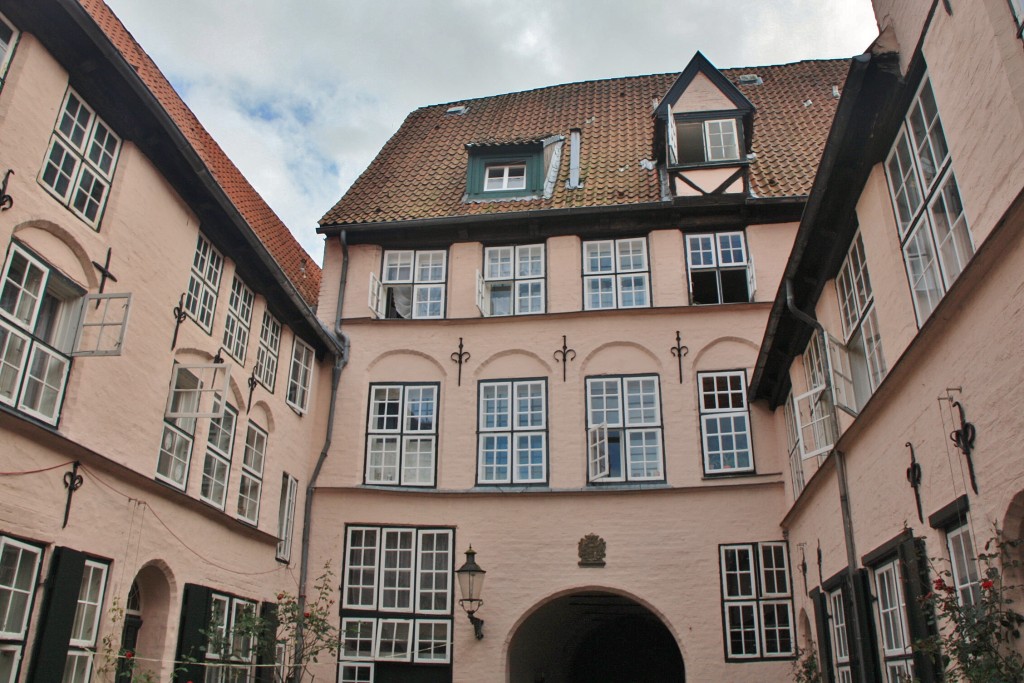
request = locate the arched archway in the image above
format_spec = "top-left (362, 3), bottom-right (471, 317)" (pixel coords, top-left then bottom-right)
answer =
top-left (119, 563), bottom-right (173, 679)
top-left (508, 591), bottom-right (685, 683)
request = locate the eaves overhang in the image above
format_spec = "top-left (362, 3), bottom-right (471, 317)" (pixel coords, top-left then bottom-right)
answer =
top-left (6, 0), bottom-right (339, 357)
top-left (748, 49), bottom-right (906, 409)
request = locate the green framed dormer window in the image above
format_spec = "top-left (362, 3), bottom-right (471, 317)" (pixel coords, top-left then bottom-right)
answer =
top-left (466, 144), bottom-right (544, 200)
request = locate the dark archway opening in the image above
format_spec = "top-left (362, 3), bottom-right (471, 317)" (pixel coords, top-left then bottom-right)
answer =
top-left (509, 591), bottom-right (685, 683)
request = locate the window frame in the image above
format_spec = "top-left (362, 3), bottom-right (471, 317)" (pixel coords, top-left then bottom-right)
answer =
top-left (685, 231), bottom-right (755, 305)
top-left (476, 378), bottom-right (548, 485)
top-left (946, 522), bottom-right (981, 608)
top-left (199, 398), bottom-right (237, 510)
top-left (698, 370), bottom-right (754, 475)
top-left (585, 374), bottom-right (664, 484)
top-left (0, 534), bottom-right (43, 674)
top-left (255, 311), bottom-right (281, 391)
top-left (477, 244), bottom-right (546, 316)
top-left (276, 472), bottom-right (298, 562)
top-left (719, 542), bottom-right (795, 661)
top-left (884, 76), bottom-right (975, 327)
top-left (183, 234), bottom-right (224, 334)
top-left (872, 558), bottom-right (915, 679)
top-left (369, 249), bottom-right (448, 320)
top-left (364, 382), bottom-right (440, 488)
top-left (286, 337), bottom-right (314, 414)
top-left (64, 558), bottom-right (110, 682)
top-left (581, 237), bottom-right (651, 311)
top-left (38, 87), bottom-right (121, 229)
top-left (671, 114), bottom-right (744, 167)
top-left (0, 11), bottom-right (19, 89)
top-left (466, 145), bottom-right (544, 199)
top-left (222, 276), bottom-right (254, 364)
top-left (236, 420), bottom-right (267, 525)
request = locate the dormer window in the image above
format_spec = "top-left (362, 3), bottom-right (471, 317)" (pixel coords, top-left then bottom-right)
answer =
top-left (677, 118), bottom-right (740, 164)
top-left (484, 163), bottom-right (526, 192)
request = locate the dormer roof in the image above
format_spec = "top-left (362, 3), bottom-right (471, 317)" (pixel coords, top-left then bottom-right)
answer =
top-left (654, 51), bottom-right (755, 120)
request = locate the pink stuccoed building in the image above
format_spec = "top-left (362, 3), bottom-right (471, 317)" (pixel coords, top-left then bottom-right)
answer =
top-left (2, 0), bottom-right (1024, 682)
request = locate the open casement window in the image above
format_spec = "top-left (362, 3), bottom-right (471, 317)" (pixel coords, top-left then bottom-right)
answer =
top-left (783, 396), bottom-right (805, 497)
top-left (793, 385), bottom-right (835, 459)
top-left (720, 542), bottom-right (795, 660)
top-left (276, 473), bottom-right (298, 561)
top-left (72, 293), bottom-right (131, 356)
top-left (686, 232), bottom-right (754, 305)
top-left (585, 376), bottom-right (663, 483)
top-left (834, 233), bottom-right (887, 412)
top-left (674, 117), bottom-right (742, 165)
top-left (164, 363), bottom-right (230, 420)
top-left (39, 88), bottom-right (121, 229)
top-left (478, 245), bottom-right (545, 316)
top-left (370, 250), bottom-right (447, 319)
top-left (199, 397), bottom-right (236, 509)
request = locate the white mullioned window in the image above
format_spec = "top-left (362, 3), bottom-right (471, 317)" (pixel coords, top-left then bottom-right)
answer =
top-left (339, 662), bottom-right (374, 683)
top-left (834, 233), bottom-right (887, 412)
top-left (340, 526), bottom-right (453, 671)
top-left (784, 395), bottom-right (805, 498)
top-left (276, 473), bottom-right (298, 561)
top-left (199, 398), bottom-right (237, 509)
top-left (947, 522), bottom-right (981, 608)
top-left (222, 276), bottom-right (254, 363)
top-left (885, 77), bottom-right (974, 325)
top-left (484, 163), bottom-right (526, 191)
top-left (477, 379), bottom-right (547, 484)
top-left (0, 536), bottom-right (42, 674)
top-left (0, 242), bottom-right (131, 425)
top-left (236, 421), bottom-right (266, 524)
top-left (183, 234), bottom-right (224, 333)
top-left (674, 117), bottom-right (741, 164)
top-left (39, 88), bottom-right (121, 228)
top-left (793, 335), bottom-right (837, 460)
top-left (585, 375), bottom-right (663, 483)
top-left (255, 311), bottom-right (281, 390)
top-left (64, 560), bottom-right (109, 683)
top-left (829, 588), bottom-right (853, 683)
top-left (477, 244), bottom-right (545, 316)
top-left (365, 384), bottom-right (438, 487)
top-left (698, 371), bottom-right (753, 474)
top-left (286, 337), bottom-right (314, 414)
top-left (206, 593), bottom-right (256, 678)
top-left (720, 542), bottom-right (795, 660)
top-left (368, 250), bottom-right (447, 319)
top-left (582, 238), bottom-right (650, 310)
top-left (157, 368), bottom-right (199, 489)
top-left (0, 12), bottom-right (19, 88)
top-left (685, 232), bottom-right (755, 305)
top-left (873, 559), bottom-right (914, 680)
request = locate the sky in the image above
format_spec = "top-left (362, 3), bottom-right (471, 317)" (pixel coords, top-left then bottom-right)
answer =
top-left (102, 0), bottom-right (879, 265)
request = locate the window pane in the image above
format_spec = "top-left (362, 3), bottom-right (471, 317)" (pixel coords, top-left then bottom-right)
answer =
top-left (903, 223), bottom-right (944, 323)
top-left (584, 242), bottom-right (614, 274)
top-left (706, 119), bottom-right (739, 161)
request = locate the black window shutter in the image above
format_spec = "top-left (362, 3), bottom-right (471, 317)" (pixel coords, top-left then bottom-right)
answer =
top-left (255, 601), bottom-right (278, 683)
top-left (848, 569), bottom-right (881, 682)
top-left (27, 546), bottom-right (86, 683)
top-left (898, 536), bottom-right (941, 679)
top-left (810, 588), bottom-right (835, 683)
top-left (175, 583), bottom-right (212, 683)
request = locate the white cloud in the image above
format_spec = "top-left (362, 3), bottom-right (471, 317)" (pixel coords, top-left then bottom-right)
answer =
top-left (104, 0), bottom-right (878, 264)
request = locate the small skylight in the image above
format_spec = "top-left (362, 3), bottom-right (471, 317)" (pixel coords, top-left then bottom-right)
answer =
top-left (446, 105), bottom-right (469, 115)
top-left (738, 74), bottom-right (763, 86)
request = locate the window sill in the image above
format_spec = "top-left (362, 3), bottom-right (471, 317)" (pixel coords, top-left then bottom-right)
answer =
top-left (668, 159), bottom-right (750, 171)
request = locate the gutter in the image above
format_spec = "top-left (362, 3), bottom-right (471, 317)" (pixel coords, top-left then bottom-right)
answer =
top-left (294, 231), bottom-right (350, 677)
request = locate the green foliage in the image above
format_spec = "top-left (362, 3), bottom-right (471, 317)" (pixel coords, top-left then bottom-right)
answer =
top-left (791, 645), bottom-right (823, 683)
top-left (914, 533), bottom-right (1024, 682)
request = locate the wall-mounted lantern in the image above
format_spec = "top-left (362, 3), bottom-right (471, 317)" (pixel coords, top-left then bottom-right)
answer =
top-left (455, 546), bottom-right (486, 639)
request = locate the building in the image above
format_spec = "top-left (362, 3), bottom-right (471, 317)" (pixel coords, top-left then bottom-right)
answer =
top-left (0, 1), bottom-right (340, 682)
top-left (3, 0), bottom-right (1024, 681)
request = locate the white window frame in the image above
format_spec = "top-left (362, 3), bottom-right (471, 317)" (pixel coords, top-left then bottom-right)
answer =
top-left (947, 522), bottom-right (981, 608)
top-left (222, 276), bottom-right (254, 363)
top-left (339, 661), bottom-right (374, 683)
top-left (585, 375), bottom-right (663, 483)
top-left (0, 537), bottom-right (42, 645)
top-left (477, 244), bottom-right (546, 316)
top-left (674, 117), bottom-right (741, 164)
top-left (255, 311), bottom-right (281, 391)
top-left (413, 619), bottom-right (452, 663)
top-left (276, 473), bottom-right (298, 561)
top-left (369, 250), bottom-right (447, 319)
top-left (698, 371), bottom-right (753, 474)
top-left (484, 163), bottom-right (527, 192)
top-left (205, 593), bottom-right (257, 675)
top-left (286, 337), bottom-right (314, 414)
top-left (829, 588), bottom-right (853, 683)
top-left (0, 12), bottom-right (19, 86)
top-left (341, 526), bottom-right (453, 668)
top-left (685, 232), bottom-right (755, 305)
top-left (65, 559), bottom-right (108, 681)
top-left (365, 384), bottom-right (438, 487)
top-left (582, 238), bottom-right (650, 310)
top-left (199, 398), bottom-right (237, 509)
top-left (784, 395), bottom-right (805, 497)
top-left (374, 619), bottom-right (413, 661)
top-left (38, 88), bottom-right (121, 228)
top-left (884, 76), bottom-right (974, 326)
top-left (236, 421), bottom-right (266, 524)
top-left (720, 542), bottom-right (794, 660)
top-left (72, 293), bottom-right (132, 357)
top-left (156, 368), bottom-right (199, 490)
top-left (164, 363), bottom-right (231, 420)
top-left (183, 234), bottom-right (223, 333)
top-left (794, 335), bottom-right (837, 459)
top-left (873, 558), bottom-right (914, 677)
top-left (477, 379), bottom-right (547, 484)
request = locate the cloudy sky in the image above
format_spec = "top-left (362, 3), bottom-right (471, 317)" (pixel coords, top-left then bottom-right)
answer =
top-left (103, 0), bottom-right (879, 264)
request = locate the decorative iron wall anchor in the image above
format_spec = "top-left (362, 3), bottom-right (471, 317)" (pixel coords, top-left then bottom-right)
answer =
top-left (450, 338), bottom-right (470, 386)
top-left (91, 247), bottom-right (119, 300)
top-left (949, 399), bottom-right (978, 493)
top-left (798, 543), bottom-right (809, 595)
top-left (0, 169), bottom-right (13, 211)
top-left (669, 330), bottom-right (689, 384)
top-left (62, 461), bottom-right (83, 529)
top-left (247, 365), bottom-right (259, 414)
top-left (905, 442), bottom-right (924, 523)
top-left (170, 293), bottom-right (188, 350)
top-left (553, 335), bottom-right (576, 382)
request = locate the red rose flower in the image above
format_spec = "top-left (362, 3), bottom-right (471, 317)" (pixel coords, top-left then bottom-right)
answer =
top-left (304, 611), bottom-right (311, 618)
top-left (277, 593), bottom-right (285, 600)
top-left (933, 578), bottom-right (946, 590)
top-left (125, 650), bottom-right (133, 659)
top-left (982, 579), bottom-right (994, 590)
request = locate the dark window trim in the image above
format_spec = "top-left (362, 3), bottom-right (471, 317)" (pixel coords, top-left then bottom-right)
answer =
top-left (466, 144), bottom-right (544, 199)
top-left (696, 368), bottom-right (757, 477)
top-left (377, 248), bottom-right (450, 321)
top-left (363, 381), bottom-right (442, 488)
top-left (682, 229), bottom-right (753, 306)
top-left (928, 493), bottom-right (970, 530)
top-left (670, 112), bottom-right (747, 170)
top-left (860, 528), bottom-right (912, 567)
top-left (579, 236), bottom-right (653, 311)
top-left (583, 372), bottom-right (666, 485)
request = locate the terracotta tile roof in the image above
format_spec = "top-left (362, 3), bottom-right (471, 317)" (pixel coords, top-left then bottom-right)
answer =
top-left (78, 0), bottom-right (321, 306)
top-left (320, 58), bottom-right (850, 228)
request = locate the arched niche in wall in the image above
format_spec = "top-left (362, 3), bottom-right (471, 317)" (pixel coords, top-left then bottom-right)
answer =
top-left (579, 341), bottom-right (663, 377)
top-left (474, 348), bottom-right (552, 379)
top-left (689, 335), bottom-right (759, 372)
top-left (365, 348), bottom-right (448, 381)
top-left (11, 220), bottom-right (98, 290)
